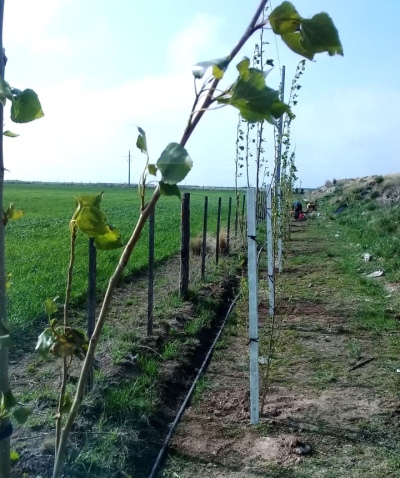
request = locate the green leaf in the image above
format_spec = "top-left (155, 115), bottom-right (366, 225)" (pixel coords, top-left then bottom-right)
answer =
top-left (148, 164), bottom-right (158, 176)
top-left (3, 389), bottom-right (17, 409)
top-left (12, 407), bottom-right (31, 425)
top-left (192, 56), bottom-right (231, 79)
top-left (3, 204), bottom-right (24, 225)
top-left (75, 192), bottom-right (103, 209)
top-left (237, 57), bottom-right (251, 80)
top-left (60, 393), bottom-right (72, 414)
top-left (76, 204), bottom-right (109, 237)
top-left (270, 100), bottom-right (293, 121)
top-left (159, 181), bottom-right (181, 199)
top-left (217, 58), bottom-right (293, 124)
top-left (44, 298), bottom-right (58, 317)
top-left (3, 130), bottom-right (19, 138)
top-left (269, 1), bottom-right (301, 35)
top-left (136, 127), bottom-right (147, 154)
top-left (156, 143), bottom-right (193, 185)
top-left (10, 89), bottom-right (44, 123)
top-left (10, 450), bottom-right (20, 463)
top-left (0, 77), bottom-right (13, 106)
top-left (35, 328), bottom-right (56, 357)
top-left (94, 225), bottom-right (124, 250)
top-left (301, 13), bottom-right (343, 57)
top-left (282, 32), bottom-right (315, 60)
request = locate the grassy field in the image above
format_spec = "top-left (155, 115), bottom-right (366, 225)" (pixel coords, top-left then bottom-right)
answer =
top-left (4, 182), bottom-right (240, 328)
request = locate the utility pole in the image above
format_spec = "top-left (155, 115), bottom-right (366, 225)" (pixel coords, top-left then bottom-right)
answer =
top-left (127, 150), bottom-right (131, 187)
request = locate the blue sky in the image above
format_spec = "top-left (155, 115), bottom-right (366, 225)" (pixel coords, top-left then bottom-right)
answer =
top-left (2, 0), bottom-right (399, 188)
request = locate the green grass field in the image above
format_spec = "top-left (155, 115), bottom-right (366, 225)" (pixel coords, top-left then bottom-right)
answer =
top-left (4, 182), bottom-right (240, 328)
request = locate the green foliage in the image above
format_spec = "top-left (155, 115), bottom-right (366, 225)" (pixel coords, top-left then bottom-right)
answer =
top-left (0, 390), bottom-right (31, 425)
top-left (268, 1), bottom-right (301, 35)
top-left (10, 89), bottom-right (44, 123)
top-left (2, 203), bottom-right (23, 226)
top-left (73, 192), bottom-right (123, 250)
top-left (192, 56), bottom-right (231, 80)
top-left (36, 324), bottom-right (88, 359)
top-left (217, 57), bottom-right (292, 124)
top-left (159, 181), bottom-right (181, 199)
top-left (270, 2), bottom-right (343, 60)
top-left (157, 143), bottom-right (193, 185)
top-left (136, 127), bottom-right (147, 154)
top-left (3, 131), bottom-right (19, 138)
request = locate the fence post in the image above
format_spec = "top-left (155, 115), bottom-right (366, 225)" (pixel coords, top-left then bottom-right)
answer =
top-left (86, 237), bottom-right (96, 392)
top-left (240, 193), bottom-right (246, 236)
top-left (247, 188), bottom-right (259, 425)
top-left (201, 196), bottom-right (208, 280)
top-left (234, 194), bottom-right (239, 238)
top-left (227, 196), bottom-right (232, 254)
top-left (215, 196), bottom-right (222, 265)
top-left (266, 185), bottom-right (275, 319)
top-left (147, 208), bottom-right (155, 336)
top-left (180, 193), bottom-right (190, 298)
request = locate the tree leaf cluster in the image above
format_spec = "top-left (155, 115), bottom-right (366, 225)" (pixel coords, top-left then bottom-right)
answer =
top-left (269, 2), bottom-right (343, 60)
top-left (0, 77), bottom-right (44, 125)
top-left (2, 203), bottom-right (23, 227)
top-left (217, 57), bottom-right (293, 124)
top-left (0, 390), bottom-right (31, 425)
top-left (72, 193), bottom-right (123, 250)
top-left (135, 128), bottom-right (193, 199)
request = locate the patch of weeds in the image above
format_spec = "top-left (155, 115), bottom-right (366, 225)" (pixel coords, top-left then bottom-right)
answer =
top-left (103, 375), bottom-right (158, 418)
top-left (256, 422), bottom-right (274, 436)
top-left (28, 414), bottom-right (55, 430)
top-left (184, 310), bottom-right (213, 336)
top-left (291, 255), bottom-right (311, 266)
top-left (346, 338), bottom-right (362, 360)
top-left (111, 340), bottom-right (135, 365)
top-left (313, 369), bottom-right (338, 388)
top-left (137, 355), bottom-right (158, 378)
top-left (162, 340), bottom-right (181, 360)
top-left (125, 298), bottom-right (138, 306)
top-left (70, 414), bottom-right (136, 477)
top-left (356, 303), bottom-right (399, 332)
top-left (192, 376), bottom-right (211, 404)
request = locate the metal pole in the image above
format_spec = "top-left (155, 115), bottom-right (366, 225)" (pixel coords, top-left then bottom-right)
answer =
top-left (266, 185), bottom-right (275, 319)
top-left (201, 196), bottom-right (208, 280)
top-left (180, 193), bottom-right (190, 298)
top-left (247, 188), bottom-right (259, 425)
top-left (227, 197), bottom-right (232, 254)
top-left (216, 197), bottom-right (222, 265)
top-left (86, 238), bottom-right (97, 392)
top-left (275, 66), bottom-right (286, 272)
top-left (147, 209), bottom-right (155, 335)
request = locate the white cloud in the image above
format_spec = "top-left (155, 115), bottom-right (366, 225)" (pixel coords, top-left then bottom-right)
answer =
top-left (4, 0), bottom-right (69, 51)
top-left (167, 13), bottom-right (224, 72)
top-left (3, 11), bottom-right (239, 185)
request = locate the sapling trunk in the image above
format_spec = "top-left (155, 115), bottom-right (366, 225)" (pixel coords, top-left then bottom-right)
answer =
top-left (0, 0), bottom-right (11, 475)
top-left (0, 0), bottom-right (11, 474)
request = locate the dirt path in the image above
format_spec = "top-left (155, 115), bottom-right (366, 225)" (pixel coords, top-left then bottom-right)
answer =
top-left (163, 220), bottom-right (400, 478)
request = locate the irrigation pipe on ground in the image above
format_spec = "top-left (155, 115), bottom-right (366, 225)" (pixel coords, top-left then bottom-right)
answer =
top-left (148, 291), bottom-right (242, 478)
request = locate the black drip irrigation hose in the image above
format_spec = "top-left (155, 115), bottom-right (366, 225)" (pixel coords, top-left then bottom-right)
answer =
top-left (148, 291), bottom-right (242, 478)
